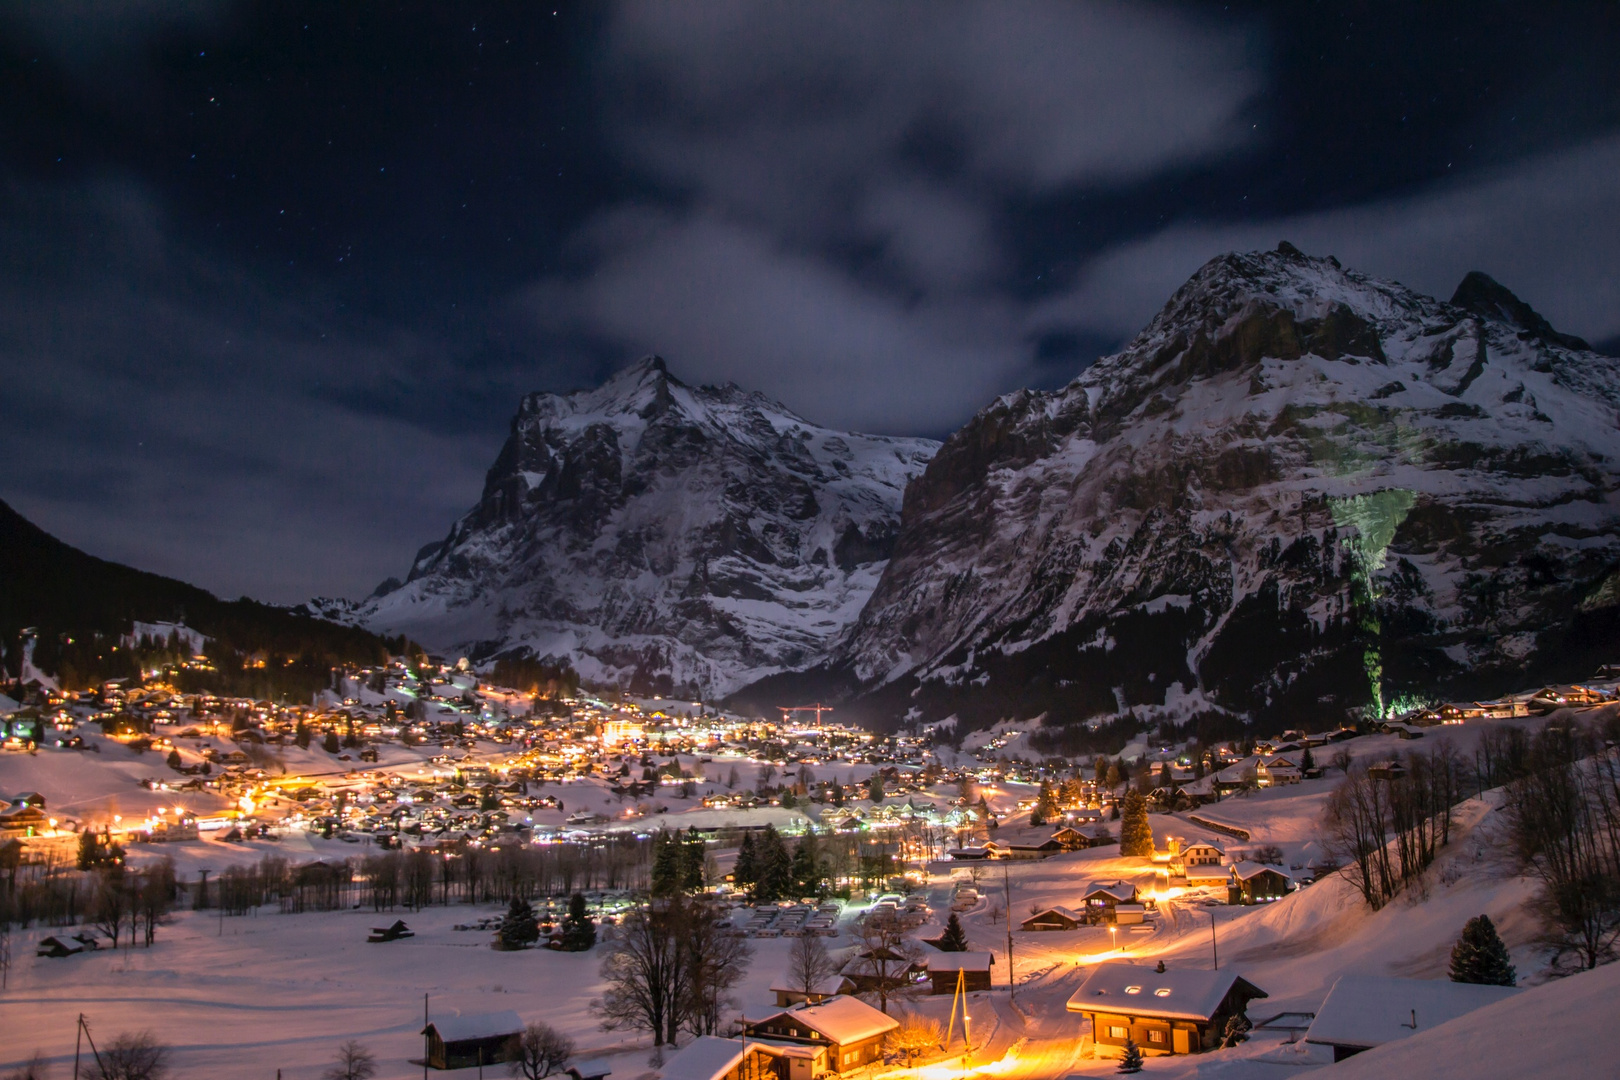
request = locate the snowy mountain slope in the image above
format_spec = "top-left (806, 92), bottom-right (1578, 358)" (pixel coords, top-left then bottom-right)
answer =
top-left (742, 244), bottom-right (1620, 732)
top-left (351, 357), bottom-right (937, 695)
top-left (1319, 961), bottom-right (1620, 1080)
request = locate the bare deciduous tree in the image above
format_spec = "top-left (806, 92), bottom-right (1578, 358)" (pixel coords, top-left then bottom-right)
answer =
top-left (787, 933), bottom-right (837, 997)
top-left (1501, 723), bottom-right (1620, 971)
top-left (853, 919), bottom-right (919, 1015)
top-left (93, 1031), bottom-right (169, 1080)
top-left (3, 1051), bottom-right (50, 1080)
top-left (599, 897), bottom-right (753, 1046)
top-left (1323, 746), bottom-right (1464, 910)
top-left (323, 1041), bottom-right (376, 1080)
top-left (506, 1022), bottom-right (574, 1080)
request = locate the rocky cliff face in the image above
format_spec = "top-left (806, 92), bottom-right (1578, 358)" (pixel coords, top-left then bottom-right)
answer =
top-left (354, 357), bottom-right (938, 696)
top-left (744, 245), bottom-right (1620, 734)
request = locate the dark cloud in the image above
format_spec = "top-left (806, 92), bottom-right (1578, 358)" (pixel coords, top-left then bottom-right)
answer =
top-left (519, 2), bottom-right (1263, 431)
top-left (1, 2), bottom-right (1617, 601)
top-left (0, 176), bottom-right (496, 602)
top-left (1036, 133), bottom-right (1620, 345)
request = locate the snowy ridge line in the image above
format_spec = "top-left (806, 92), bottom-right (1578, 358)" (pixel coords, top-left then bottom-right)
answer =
top-left (353, 355), bottom-right (937, 696)
top-left (822, 244), bottom-right (1620, 731)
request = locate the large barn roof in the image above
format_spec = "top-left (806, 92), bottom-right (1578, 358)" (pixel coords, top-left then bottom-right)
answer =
top-left (659, 1036), bottom-right (748, 1080)
top-left (1305, 975), bottom-right (1519, 1051)
top-left (1066, 962), bottom-right (1265, 1023)
top-left (423, 1011), bottom-right (524, 1044)
top-left (785, 995), bottom-right (899, 1043)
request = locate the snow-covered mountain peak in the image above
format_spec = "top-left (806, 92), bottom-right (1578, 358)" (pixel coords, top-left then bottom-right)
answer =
top-left (760, 244), bottom-right (1620, 735)
top-left (356, 358), bottom-right (938, 697)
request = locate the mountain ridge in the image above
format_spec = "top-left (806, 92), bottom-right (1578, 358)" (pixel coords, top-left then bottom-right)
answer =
top-left (0, 497), bottom-right (397, 696)
top-left (350, 356), bottom-right (939, 697)
top-left (734, 244), bottom-right (1620, 739)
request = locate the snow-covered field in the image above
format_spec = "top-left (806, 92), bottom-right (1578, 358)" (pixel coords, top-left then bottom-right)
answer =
top-left (3, 714), bottom-right (1613, 1080)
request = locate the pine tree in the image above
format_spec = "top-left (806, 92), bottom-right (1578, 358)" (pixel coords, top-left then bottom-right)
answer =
top-left (791, 834), bottom-right (822, 897)
top-left (77, 829), bottom-right (102, 870)
top-left (681, 827), bottom-right (707, 893)
top-left (867, 774), bottom-right (886, 803)
top-left (322, 731), bottom-right (340, 754)
top-left (734, 830), bottom-right (758, 891)
top-left (1119, 789), bottom-right (1153, 857)
top-left (755, 825), bottom-right (793, 901)
top-left (1117, 1038), bottom-right (1143, 1074)
top-left (1300, 745), bottom-right (1314, 772)
top-left (166, 748), bottom-right (182, 770)
top-left (651, 832), bottom-right (683, 897)
top-left (496, 897), bottom-right (540, 950)
top-left (1035, 780), bottom-right (1058, 823)
top-left (1449, 914), bottom-right (1515, 985)
top-left (559, 891), bottom-right (596, 951)
top-left (938, 912), bottom-right (968, 951)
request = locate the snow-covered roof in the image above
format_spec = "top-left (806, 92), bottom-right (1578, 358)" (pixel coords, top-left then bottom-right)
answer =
top-left (1066, 962), bottom-right (1266, 1022)
top-left (1316, 960), bottom-right (1617, 1080)
top-left (1081, 880), bottom-right (1136, 901)
top-left (659, 1036), bottom-right (748, 1080)
top-left (768, 975), bottom-right (850, 997)
top-left (1230, 860), bottom-right (1292, 881)
top-left (785, 995), bottom-right (899, 1043)
top-left (925, 951), bottom-right (995, 972)
top-left (1305, 975), bottom-right (1519, 1050)
top-left (1025, 905), bottom-right (1084, 922)
top-left (568, 1059), bottom-right (612, 1080)
top-left (423, 1011), bottom-right (524, 1044)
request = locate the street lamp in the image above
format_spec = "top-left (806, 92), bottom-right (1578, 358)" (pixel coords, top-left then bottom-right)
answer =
top-left (1109, 924), bottom-right (1117, 956)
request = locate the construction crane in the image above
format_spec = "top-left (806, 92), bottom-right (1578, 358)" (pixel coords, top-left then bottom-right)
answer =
top-left (776, 703), bottom-right (835, 726)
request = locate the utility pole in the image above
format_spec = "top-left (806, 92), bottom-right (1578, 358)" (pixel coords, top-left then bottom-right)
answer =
top-left (75, 1014), bottom-right (105, 1080)
top-left (424, 993), bottom-right (430, 1080)
top-left (1002, 860), bottom-right (1014, 1001)
top-left (1210, 907), bottom-right (1219, 970)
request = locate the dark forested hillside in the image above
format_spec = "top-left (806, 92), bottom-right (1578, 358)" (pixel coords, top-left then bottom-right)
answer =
top-left (0, 498), bottom-right (401, 697)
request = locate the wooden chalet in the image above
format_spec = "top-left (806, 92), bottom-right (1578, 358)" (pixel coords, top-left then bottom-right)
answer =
top-left (1067, 962), bottom-right (1267, 1056)
top-left (1079, 880), bottom-right (1139, 924)
top-left (839, 946), bottom-right (924, 995)
top-left (1021, 905), bottom-right (1085, 932)
top-left (1180, 841), bottom-right (1224, 866)
top-left (1367, 760), bottom-right (1408, 781)
top-left (1051, 825), bottom-right (1114, 851)
top-left (37, 935), bottom-right (84, 958)
top-left (1530, 684), bottom-right (1609, 712)
top-left (1254, 756), bottom-right (1301, 786)
top-left (997, 837), bottom-right (1063, 859)
top-left (0, 802), bottom-right (48, 838)
top-left (924, 951), bottom-right (995, 994)
top-left (770, 975), bottom-right (854, 1008)
top-left (1228, 862), bottom-right (1292, 905)
top-left (420, 1011), bottom-right (523, 1070)
top-left (744, 995), bottom-right (899, 1074)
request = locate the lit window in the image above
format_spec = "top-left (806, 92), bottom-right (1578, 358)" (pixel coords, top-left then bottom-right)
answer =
top-left (1108, 1026), bottom-right (1128, 1039)
top-left (1155, 988), bottom-right (1172, 997)
top-left (1124, 986), bottom-right (1142, 994)
top-left (1148, 1031), bottom-right (1165, 1044)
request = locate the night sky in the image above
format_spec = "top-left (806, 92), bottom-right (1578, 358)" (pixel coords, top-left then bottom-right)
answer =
top-left (5, 2), bottom-right (1618, 603)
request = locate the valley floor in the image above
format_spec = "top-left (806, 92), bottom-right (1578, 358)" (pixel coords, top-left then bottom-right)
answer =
top-left (2, 716), bottom-right (1611, 1080)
